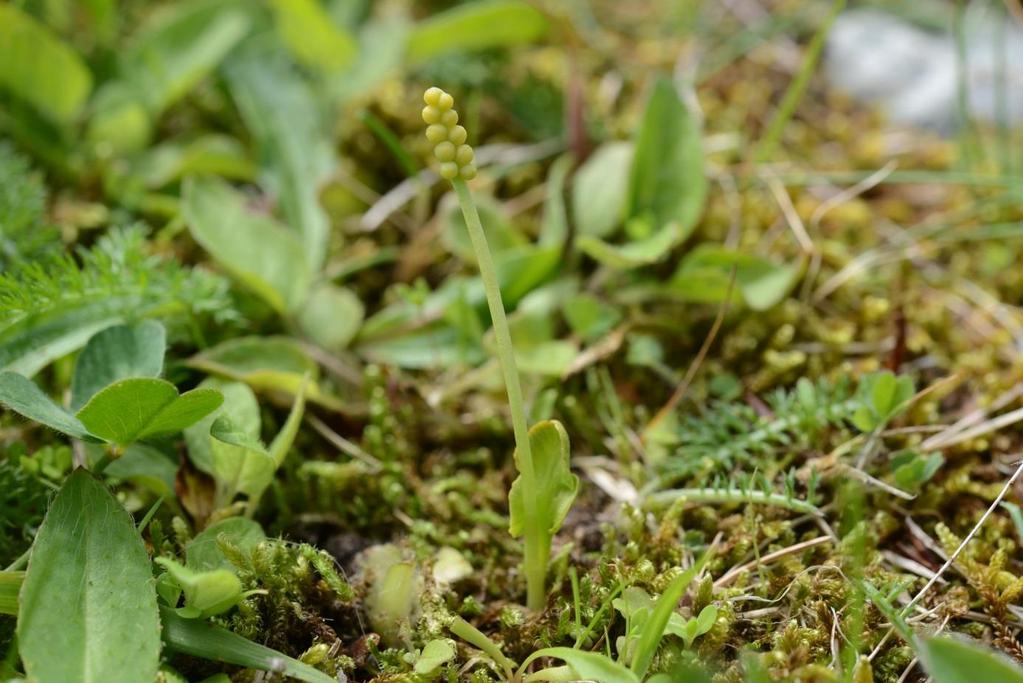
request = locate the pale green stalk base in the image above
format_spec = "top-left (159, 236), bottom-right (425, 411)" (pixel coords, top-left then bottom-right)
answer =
top-left (451, 178), bottom-right (545, 611)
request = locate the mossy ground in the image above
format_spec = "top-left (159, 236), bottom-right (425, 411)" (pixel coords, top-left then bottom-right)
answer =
top-left (3, 1), bottom-right (1023, 682)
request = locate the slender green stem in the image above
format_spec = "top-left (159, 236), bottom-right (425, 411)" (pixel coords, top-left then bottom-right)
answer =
top-left (451, 178), bottom-right (544, 610)
top-left (449, 616), bottom-right (517, 680)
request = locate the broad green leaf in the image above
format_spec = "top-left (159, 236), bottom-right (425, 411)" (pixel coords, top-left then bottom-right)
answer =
top-left (669, 245), bottom-right (800, 311)
top-left (631, 551), bottom-right (712, 678)
top-left (509, 420), bottom-right (579, 537)
top-left (0, 371), bottom-right (94, 441)
top-left (103, 444), bottom-right (178, 499)
top-left (188, 336), bottom-right (343, 411)
top-left (407, 0), bottom-right (549, 63)
top-left (183, 177), bottom-right (313, 314)
top-left (122, 0), bottom-right (252, 115)
top-left (183, 378), bottom-right (261, 474)
top-left (18, 470), bottom-right (160, 683)
top-left (186, 518), bottom-right (265, 571)
top-left (519, 648), bottom-right (639, 683)
top-left (210, 417), bottom-right (275, 501)
top-left (330, 17), bottom-right (410, 103)
top-left (155, 557), bottom-right (243, 618)
top-left (516, 341), bottom-right (578, 377)
top-left (628, 78), bottom-right (706, 235)
top-left (76, 378), bottom-right (222, 444)
top-left (415, 639), bottom-right (456, 675)
top-left (0, 571), bottom-right (23, 616)
top-left (225, 40), bottom-right (333, 271)
top-left (572, 142), bottom-right (633, 239)
top-left (270, 0), bottom-right (357, 72)
top-left (920, 635), bottom-right (1023, 683)
top-left (297, 283), bottom-right (365, 351)
top-left (71, 321), bottom-right (166, 411)
top-left (0, 5), bottom-right (92, 124)
top-left (161, 606), bottom-right (334, 683)
top-left (577, 221), bottom-right (682, 269)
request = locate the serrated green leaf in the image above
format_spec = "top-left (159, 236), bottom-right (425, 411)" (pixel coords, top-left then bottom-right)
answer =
top-left (0, 371), bottom-right (95, 441)
top-left (156, 557), bottom-right (244, 618)
top-left (183, 378), bottom-right (261, 474)
top-left (920, 635), bottom-right (1023, 683)
top-left (0, 5), bottom-right (92, 125)
top-left (186, 517), bottom-right (265, 572)
top-left (509, 420), bottom-right (579, 539)
top-left (519, 648), bottom-right (639, 683)
top-left (17, 470), bottom-right (160, 683)
top-left (161, 606), bottom-right (334, 683)
top-left (71, 321), bottom-right (166, 411)
top-left (628, 77), bottom-right (706, 234)
top-left (183, 176), bottom-right (313, 314)
top-left (407, 0), bottom-right (548, 63)
top-left (76, 378), bottom-right (222, 444)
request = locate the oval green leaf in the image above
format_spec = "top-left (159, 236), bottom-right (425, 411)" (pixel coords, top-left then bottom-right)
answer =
top-left (17, 469), bottom-right (160, 683)
top-left (71, 321), bottom-right (166, 411)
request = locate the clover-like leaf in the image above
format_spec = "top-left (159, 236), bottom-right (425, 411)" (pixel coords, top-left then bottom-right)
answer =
top-left (0, 371), bottom-right (95, 441)
top-left (71, 321), bottom-right (166, 410)
top-left (509, 419), bottom-right (579, 540)
top-left (76, 378), bottom-right (222, 445)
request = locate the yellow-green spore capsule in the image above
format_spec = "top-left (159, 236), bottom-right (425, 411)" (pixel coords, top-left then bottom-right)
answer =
top-left (439, 162), bottom-right (459, 180)
top-left (459, 163), bottom-right (477, 180)
top-left (422, 106), bottom-right (441, 125)
top-left (448, 125), bottom-right (467, 145)
top-left (424, 87), bottom-right (444, 106)
top-left (455, 144), bottom-right (474, 166)
top-left (426, 124), bottom-right (448, 144)
top-left (434, 141), bottom-right (456, 162)
top-left (437, 92), bottom-right (454, 111)
top-left (441, 109), bottom-right (458, 127)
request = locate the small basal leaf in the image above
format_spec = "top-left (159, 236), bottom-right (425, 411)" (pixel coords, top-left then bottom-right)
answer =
top-left (210, 417), bottom-right (275, 502)
top-left (509, 420), bottom-right (579, 538)
top-left (519, 647), bottom-right (639, 683)
top-left (71, 321), bottom-right (166, 411)
top-left (17, 469), bottom-right (160, 683)
top-left (183, 176), bottom-right (313, 314)
top-left (919, 635), bottom-right (1023, 683)
top-left (183, 378), bottom-right (261, 474)
top-left (156, 557), bottom-right (244, 618)
top-left (0, 5), bottom-right (93, 125)
top-left (0, 371), bottom-right (95, 441)
top-left (297, 283), bottom-right (365, 351)
top-left (75, 378), bottom-right (222, 445)
top-left (415, 638), bottom-right (456, 675)
top-left (577, 222), bottom-right (682, 269)
top-left (628, 77), bottom-right (706, 235)
top-left (270, 0), bottom-right (358, 72)
top-left (572, 141), bottom-right (633, 239)
top-left (407, 0), bottom-right (549, 63)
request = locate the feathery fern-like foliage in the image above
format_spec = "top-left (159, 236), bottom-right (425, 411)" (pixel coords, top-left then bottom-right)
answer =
top-left (660, 377), bottom-right (859, 483)
top-left (0, 142), bottom-right (57, 269)
top-left (0, 225), bottom-right (235, 375)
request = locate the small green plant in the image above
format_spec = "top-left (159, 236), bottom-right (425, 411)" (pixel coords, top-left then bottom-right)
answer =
top-left (422, 86), bottom-right (578, 612)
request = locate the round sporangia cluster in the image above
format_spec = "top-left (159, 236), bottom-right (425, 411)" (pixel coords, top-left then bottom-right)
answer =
top-left (422, 87), bottom-right (477, 181)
